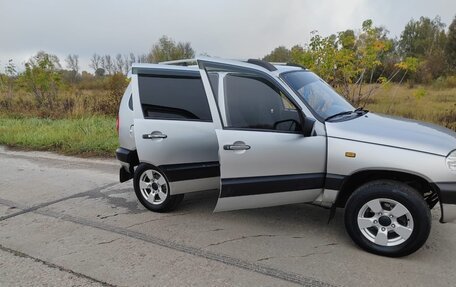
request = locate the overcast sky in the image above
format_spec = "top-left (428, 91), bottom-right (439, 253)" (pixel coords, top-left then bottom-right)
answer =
top-left (1, 0), bottom-right (455, 71)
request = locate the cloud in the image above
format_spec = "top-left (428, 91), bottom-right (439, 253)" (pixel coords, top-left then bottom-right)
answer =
top-left (0, 0), bottom-right (454, 71)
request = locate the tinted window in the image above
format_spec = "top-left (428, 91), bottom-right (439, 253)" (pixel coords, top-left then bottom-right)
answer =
top-left (208, 73), bottom-right (219, 101)
top-left (223, 74), bottom-right (301, 132)
top-left (138, 75), bottom-right (212, 121)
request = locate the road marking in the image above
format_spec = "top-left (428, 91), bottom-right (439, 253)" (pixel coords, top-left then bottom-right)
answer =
top-left (0, 195), bottom-right (336, 287)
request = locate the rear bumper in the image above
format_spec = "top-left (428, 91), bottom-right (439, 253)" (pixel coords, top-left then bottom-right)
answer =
top-left (116, 148), bottom-right (139, 183)
top-left (435, 182), bottom-right (456, 223)
top-left (116, 147), bottom-right (139, 166)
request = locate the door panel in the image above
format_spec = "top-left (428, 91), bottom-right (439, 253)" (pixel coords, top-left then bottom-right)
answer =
top-left (133, 119), bottom-right (219, 195)
top-left (215, 190), bottom-right (322, 212)
top-left (216, 130), bottom-right (325, 178)
top-left (134, 119), bottom-right (218, 165)
top-left (132, 68), bottom-right (219, 195)
top-left (198, 59), bottom-right (327, 212)
top-left (214, 129), bottom-right (326, 211)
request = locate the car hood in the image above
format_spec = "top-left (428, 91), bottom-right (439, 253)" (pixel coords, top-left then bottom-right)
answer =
top-left (325, 113), bottom-right (456, 156)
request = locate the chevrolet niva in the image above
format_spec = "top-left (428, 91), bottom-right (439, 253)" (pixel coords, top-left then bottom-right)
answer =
top-left (116, 57), bottom-right (456, 257)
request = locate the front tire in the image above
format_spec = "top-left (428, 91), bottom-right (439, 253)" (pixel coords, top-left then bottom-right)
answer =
top-left (344, 180), bottom-right (431, 257)
top-left (133, 163), bottom-right (184, 212)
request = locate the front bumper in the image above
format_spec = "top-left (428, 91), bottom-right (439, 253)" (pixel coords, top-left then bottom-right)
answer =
top-left (435, 182), bottom-right (456, 223)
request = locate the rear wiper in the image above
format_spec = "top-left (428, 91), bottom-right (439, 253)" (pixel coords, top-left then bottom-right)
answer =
top-left (325, 107), bottom-right (368, 121)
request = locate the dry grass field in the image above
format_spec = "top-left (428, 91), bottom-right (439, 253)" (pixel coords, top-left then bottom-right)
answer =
top-left (364, 84), bottom-right (456, 131)
top-left (0, 83), bottom-right (454, 157)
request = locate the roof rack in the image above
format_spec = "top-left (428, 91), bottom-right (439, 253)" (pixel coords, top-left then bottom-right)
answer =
top-left (269, 62), bottom-right (306, 69)
top-left (158, 59), bottom-right (197, 66)
top-left (158, 58), bottom-right (306, 71)
top-left (246, 59), bottom-right (277, 71)
top-left (247, 59), bottom-right (306, 71)
top-left (285, 63), bottom-right (306, 69)
top-left (269, 62), bottom-right (287, 66)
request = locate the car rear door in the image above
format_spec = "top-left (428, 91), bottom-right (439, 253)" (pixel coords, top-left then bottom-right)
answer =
top-left (131, 65), bottom-right (219, 195)
top-left (197, 59), bottom-right (327, 212)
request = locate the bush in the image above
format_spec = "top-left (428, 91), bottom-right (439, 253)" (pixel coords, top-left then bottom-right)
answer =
top-left (433, 75), bottom-right (456, 89)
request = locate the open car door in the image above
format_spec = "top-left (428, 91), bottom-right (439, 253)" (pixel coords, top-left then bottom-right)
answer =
top-left (197, 58), bottom-right (327, 212)
top-left (131, 64), bottom-right (219, 195)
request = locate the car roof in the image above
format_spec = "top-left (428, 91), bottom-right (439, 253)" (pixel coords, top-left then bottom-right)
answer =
top-left (130, 58), bottom-right (305, 77)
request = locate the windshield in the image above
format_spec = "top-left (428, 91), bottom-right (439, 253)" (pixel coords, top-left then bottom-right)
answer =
top-left (281, 71), bottom-right (354, 120)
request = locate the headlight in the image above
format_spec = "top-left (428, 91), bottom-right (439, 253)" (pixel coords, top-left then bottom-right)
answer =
top-left (447, 150), bottom-right (456, 171)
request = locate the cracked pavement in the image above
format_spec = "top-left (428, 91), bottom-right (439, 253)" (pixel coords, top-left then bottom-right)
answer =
top-left (0, 146), bottom-right (455, 286)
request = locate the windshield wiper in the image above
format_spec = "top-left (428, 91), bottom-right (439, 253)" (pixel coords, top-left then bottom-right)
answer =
top-left (325, 111), bottom-right (354, 121)
top-left (354, 107), bottom-right (369, 113)
top-left (325, 107), bottom-right (369, 121)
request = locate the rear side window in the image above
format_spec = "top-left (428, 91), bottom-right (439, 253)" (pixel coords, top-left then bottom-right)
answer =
top-left (138, 75), bottom-right (212, 121)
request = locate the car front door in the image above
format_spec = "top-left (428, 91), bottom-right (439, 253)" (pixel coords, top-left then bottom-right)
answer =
top-left (198, 59), bottom-right (327, 212)
top-left (131, 66), bottom-right (219, 195)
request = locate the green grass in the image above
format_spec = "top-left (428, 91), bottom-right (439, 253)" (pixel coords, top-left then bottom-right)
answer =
top-left (0, 116), bottom-right (118, 157)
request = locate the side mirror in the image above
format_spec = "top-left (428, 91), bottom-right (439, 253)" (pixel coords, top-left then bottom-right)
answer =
top-left (298, 110), bottom-right (315, 137)
top-left (302, 116), bottom-right (316, 137)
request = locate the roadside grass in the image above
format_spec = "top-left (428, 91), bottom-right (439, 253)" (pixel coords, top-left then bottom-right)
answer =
top-left (0, 84), bottom-right (454, 158)
top-left (0, 116), bottom-right (117, 157)
top-left (363, 85), bottom-right (456, 131)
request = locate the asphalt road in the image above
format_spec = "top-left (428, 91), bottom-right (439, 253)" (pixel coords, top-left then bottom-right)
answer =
top-left (0, 146), bottom-right (455, 287)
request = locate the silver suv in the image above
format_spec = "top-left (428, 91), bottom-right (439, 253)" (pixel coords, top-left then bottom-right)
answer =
top-left (116, 57), bottom-right (456, 257)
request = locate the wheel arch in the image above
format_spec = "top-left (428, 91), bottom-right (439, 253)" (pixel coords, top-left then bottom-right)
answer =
top-left (334, 169), bottom-right (439, 209)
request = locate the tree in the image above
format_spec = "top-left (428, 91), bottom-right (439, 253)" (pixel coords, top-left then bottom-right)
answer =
top-left (65, 54), bottom-right (79, 82)
top-left (28, 51), bottom-right (61, 70)
top-left (284, 20), bottom-right (395, 106)
top-left (19, 51), bottom-right (63, 109)
top-left (398, 16), bottom-right (447, 81)
top-left (65, 54), bottom-right (79, 73)
top-left (124, 53), bottom-right (136, 74)
top-left (176, 42), bottom-right (195, 59)
top-left (102, 55), bottom-right (114, 75)
top-left (95, 68), bottom-right (106, 77)
top-left (115, 54), bottom-right (125, 74)
top-left (136, 54), bottom-right (148, 63)
top-left (446, 16), bottom-right (456, 71)
top-left (147, 35), bottom-right (195, 63)
top-left (262, 46), bottom-right (291, 62)
top-left (399, 16), bottom-right (446, 58)
top-left (0, 59), bottom-right (16, 99)
top-left (89, 54), bottom-right (101, 73)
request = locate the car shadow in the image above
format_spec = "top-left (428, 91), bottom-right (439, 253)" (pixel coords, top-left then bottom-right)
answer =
top-left (179, 189), bottom-right (348, 239)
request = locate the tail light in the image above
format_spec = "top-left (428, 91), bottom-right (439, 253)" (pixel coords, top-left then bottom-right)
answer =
top-left (116, 115), bottom-right (120, 134)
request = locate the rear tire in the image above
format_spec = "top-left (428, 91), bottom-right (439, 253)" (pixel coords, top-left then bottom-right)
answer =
top-left (133, 163), bottom-right (184, 212)
top-left (344, 180), bottom-right (431, 257)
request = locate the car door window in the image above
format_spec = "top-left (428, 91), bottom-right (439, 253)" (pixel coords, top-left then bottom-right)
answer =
top-left (222, 73), bottom-right (301, 132)
top-left (138, 75), bottom-right (212, 121)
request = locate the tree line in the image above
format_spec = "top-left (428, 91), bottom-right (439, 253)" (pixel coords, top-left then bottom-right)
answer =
top-left (263, 16), bottom-right (456, 104)
top-left (0, 36), bottom-right (195, 116)
top-left (0, 16), bottom-right (455, 117)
